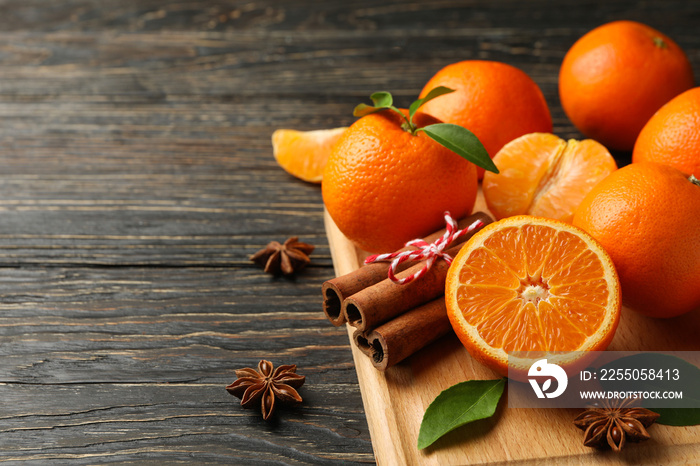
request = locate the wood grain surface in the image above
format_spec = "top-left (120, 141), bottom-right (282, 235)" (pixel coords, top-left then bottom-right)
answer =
top-left (0, 1), bottom-right (698, 464)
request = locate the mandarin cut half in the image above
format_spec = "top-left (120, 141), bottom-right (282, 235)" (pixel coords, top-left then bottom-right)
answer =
top-left (445, 216), bottom-right (621, 378)
top-left (483, 133), bottom-right (617, 222)
top-left (272, 127), bottom-right (347, 183)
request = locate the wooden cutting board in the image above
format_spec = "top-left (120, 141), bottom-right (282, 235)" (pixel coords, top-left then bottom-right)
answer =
top-left (324, 190), bottom-right (700, 465)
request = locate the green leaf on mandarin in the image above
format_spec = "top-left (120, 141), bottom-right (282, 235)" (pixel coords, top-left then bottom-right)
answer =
top-left (420, 123), bottom-right (499, 173)
top-left (353, 103), bottom-right (385, 117)
top-left (370, 91), bottom-right (393, 108)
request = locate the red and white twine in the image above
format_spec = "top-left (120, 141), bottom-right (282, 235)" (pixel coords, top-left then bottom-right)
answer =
top-left (364, 212), bottom-right (484, 285)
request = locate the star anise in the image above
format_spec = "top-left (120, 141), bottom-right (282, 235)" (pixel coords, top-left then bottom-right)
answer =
top-left (226, 360), bottom-right (306, 420)
top-left (573, 398), bottom-right (660, 452)
top-left (250, 237), bottom-right (314, 275)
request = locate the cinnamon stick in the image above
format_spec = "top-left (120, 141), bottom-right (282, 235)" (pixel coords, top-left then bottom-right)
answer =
top-left (356, 298), bottom-right (452, 371)
top-left (352, 328), bottom-right (373, 357)
top-left (322, 212), bottom-right (492, 326)
top-left (342, 243), bottom-right (458, 331)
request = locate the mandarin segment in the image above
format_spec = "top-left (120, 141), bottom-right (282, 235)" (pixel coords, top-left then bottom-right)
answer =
top-left (272, 127), bottom-right (347, 183)
top-left (529, 139), bottom-right (618, 221)
top-left (541, 230), bottom-right (587, 279)
top-left (550, 279), bottom-right (610, 307)
top-left (501, 302), bottom-right (546, 353)
top-left (445, 215), bottom-right (621, 378)
top-left (548, 297), bottom-right (607, 334)
top-left (481, 226), bottom-right (527, 279)
top-left (482, 133), bottom-right (563, 216)
top-left (550, 248), bottom-right (604, 285)
top-left (456, 285), bottom-right (518, 325)
top-left (537, 300), bottom-right (588, 351)
top-left (520, 224), bottom-right (557, 278)
top-left (476, 300), bottom-right (523, 348)
top-left (483, 133), bottom-right (617, 222)
top-left (459, 248), bottom-right (520, 288)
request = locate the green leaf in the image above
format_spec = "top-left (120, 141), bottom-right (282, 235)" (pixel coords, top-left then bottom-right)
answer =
top-left (353, 92), bottom-right (396, 118)
top-left (420, 123), bottom-right (499, 174)
top-left (653, 408), bottom-right (700, 426)
top-left (408, 86), bottom-right (454, 120)
top-left (417, 378), bottom-right (505, 449)
top-left (353, 103), bottom-right (387, 117)
top-left (370, 91), bottom-right (393, 108)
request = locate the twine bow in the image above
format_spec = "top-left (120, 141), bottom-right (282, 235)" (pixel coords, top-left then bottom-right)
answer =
top-left (364, 212), bottom-right (484, 285)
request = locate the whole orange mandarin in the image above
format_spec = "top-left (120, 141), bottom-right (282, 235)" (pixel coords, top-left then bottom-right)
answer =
top-left (573, 163), bottom-right (700, 318)
top-left (559, 20), bottom-right (694, 151)
top-left (418, 60), bottom-right (552, 178)
top-left (633, 87), bottom-right (700, 176)
top-left (322, 109), bottom-right (478, 253)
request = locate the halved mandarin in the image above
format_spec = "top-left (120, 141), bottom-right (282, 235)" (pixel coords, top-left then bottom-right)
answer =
top-left (272, 127), bottom-right (347, 183)
top-left (445, 215), bottom-right (621, 378)
top-left (483, 133), bottom-right (617, 222)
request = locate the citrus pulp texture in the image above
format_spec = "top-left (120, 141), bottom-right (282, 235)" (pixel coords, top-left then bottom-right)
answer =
top-left (483, 133), bottom-right (617, 222)
top-left (445, 216), bottom-right (621, 378)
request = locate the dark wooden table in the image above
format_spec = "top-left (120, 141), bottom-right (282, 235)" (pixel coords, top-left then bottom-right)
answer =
top-left (0, 1), bottom-right (697, 463)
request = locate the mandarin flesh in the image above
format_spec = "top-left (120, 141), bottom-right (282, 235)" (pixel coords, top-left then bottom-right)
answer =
top-left (445, 215), bottom-right (621, 378)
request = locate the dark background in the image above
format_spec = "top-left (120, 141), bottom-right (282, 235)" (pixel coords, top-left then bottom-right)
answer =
top-left (0, 1), bottom-right (697, 463)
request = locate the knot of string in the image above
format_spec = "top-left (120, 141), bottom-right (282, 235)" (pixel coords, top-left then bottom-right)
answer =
top-left (364, 212), bottom-right (484, 285)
